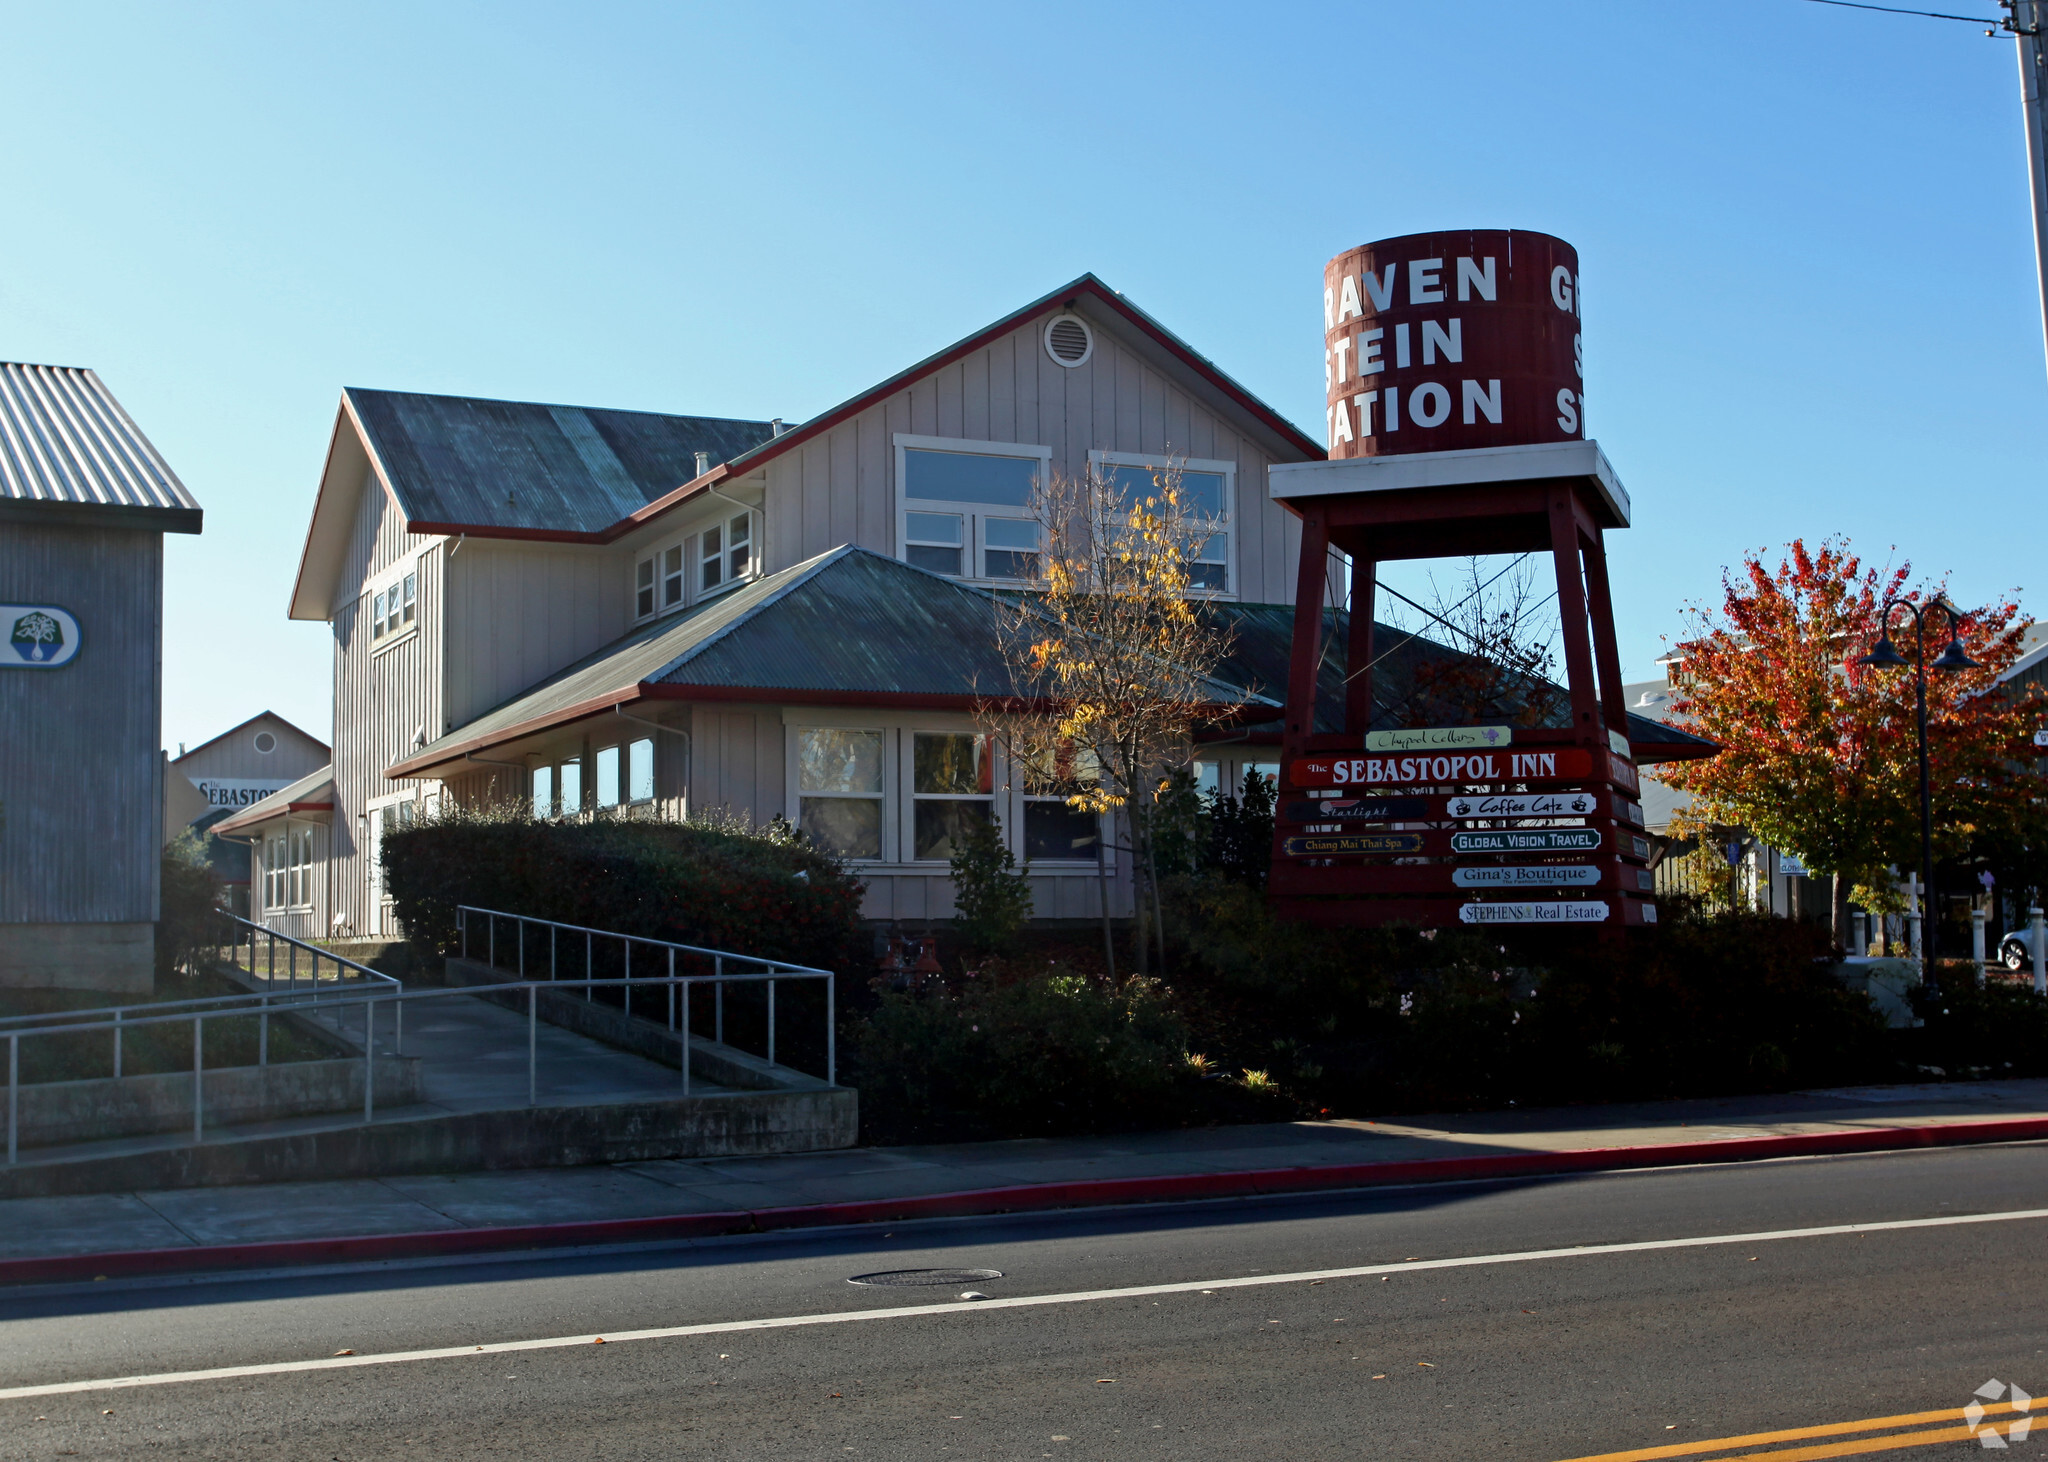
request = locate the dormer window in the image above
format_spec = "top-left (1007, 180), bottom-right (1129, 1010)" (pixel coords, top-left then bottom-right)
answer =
top-left (701, 512), bottom-right (754, 594)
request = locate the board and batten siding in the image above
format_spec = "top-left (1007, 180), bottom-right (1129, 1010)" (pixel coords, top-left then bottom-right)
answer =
top-left (0, 521), bottom-right (162, 925)
top-left (756, 314), bottom-right (1306, 605)
top-left (176, 715), bottom-right (326, 784)
top-left (326, 469), bottom-right (443, 937)
top-left (441, 539), bottom-right (630, 733)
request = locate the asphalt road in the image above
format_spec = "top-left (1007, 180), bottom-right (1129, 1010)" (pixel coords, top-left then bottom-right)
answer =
top-left (2, 1143), bottom-right (2045, 1461)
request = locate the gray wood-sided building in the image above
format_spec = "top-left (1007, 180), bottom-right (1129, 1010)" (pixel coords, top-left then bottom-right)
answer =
top-left (221, 277), bottom-right (1706, 942)
top-left (0, 363), bottom-right (202, 990)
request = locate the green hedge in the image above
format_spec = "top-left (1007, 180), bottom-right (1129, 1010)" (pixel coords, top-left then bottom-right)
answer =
top-left (381, 808), bottom-right (867, 974)
top-left (847, 967), bottom-right (1289, 1143)
top-left (1159, 872), bottom-right (1890, 1112)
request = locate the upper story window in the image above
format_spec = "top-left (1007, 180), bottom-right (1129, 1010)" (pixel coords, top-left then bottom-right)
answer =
top-left (895, 435), bottom-right (1050, 584)
top-left (1092, 452), bottom-right (1235, 595)
top-left (633, 511), bottom-right (759, 625)
top-left (370, 568), bottom-right (418, 647)
top-left (701, 512), bottom-right (754, 594)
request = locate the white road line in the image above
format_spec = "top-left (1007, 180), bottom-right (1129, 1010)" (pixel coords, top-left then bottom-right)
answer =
top-left (5, 1205), bottom-right (2044, 1402)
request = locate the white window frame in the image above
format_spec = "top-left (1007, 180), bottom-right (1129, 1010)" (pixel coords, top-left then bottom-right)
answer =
top-left (904, 729), bottom-right (996, 864)
top-left (781, 712), bottom-right (1118, 874)
top-left (265, 821), bottom-right (316, 912)
top-left (698, 509), bottom-right (759, 598)
top-left (1088, 450), bottom-right (1237, 598)
top-left (630, 507), bottom-right (762, 626)
top-left (894, 434), bottom-right (1052, 585)
top-left (366, 557), bottom-right (422, 656)
top-left (789, 723), bottom-right (892, 863)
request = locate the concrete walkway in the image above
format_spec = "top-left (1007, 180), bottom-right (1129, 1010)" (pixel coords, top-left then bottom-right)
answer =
top-left (5, 987), bottom-right (732, 1173)
top-left (3, 1077), bottom-right (2044, 1263)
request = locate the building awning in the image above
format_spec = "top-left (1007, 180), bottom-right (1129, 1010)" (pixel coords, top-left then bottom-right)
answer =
top-left (212, 765), bottom-right (335, 836)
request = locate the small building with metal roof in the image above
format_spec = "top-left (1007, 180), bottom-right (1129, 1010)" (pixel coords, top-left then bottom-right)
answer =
top-left (0, 363), bottom-right (202, 990)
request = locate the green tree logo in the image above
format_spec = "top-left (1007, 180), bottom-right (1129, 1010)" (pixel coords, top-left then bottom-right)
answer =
top-left (10, 611), bottom-right (63, 663)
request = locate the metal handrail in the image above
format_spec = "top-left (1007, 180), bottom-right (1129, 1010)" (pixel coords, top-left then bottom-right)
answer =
top-left (457, 905), bottom-right (830, 976)
top-left (220, 913), bottom-right (402, 991)
top-left (1, 972), bottom-right (836, 1167)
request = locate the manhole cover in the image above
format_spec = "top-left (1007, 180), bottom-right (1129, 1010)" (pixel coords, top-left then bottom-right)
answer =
top-left (847, 1267), bottom-right (1003, 1288)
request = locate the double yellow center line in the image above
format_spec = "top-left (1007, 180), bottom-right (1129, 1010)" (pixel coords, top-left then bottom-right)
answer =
top-left (1556, 1398), bottom-right (2032, 1462)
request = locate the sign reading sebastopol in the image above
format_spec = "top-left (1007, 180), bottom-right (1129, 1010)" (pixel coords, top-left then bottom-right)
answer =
top-left (1287, 749), bottom-right (1595, 789)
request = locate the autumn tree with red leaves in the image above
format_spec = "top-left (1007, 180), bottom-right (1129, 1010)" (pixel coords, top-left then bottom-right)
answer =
top-left (1660, 538), bottom-right (2044, 938)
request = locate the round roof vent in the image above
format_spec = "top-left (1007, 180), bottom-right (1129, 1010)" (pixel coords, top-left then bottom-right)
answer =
top-left (1044, 313), bottom-right (1094, 368)
top-left (254, 730), bottom-right (277, 755)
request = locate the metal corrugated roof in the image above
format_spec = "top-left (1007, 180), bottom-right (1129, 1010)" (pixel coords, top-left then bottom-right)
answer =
top-left (0, 364), bottom-right (201, 531)
top-left (391, 548), bottom-right (1279, 775)
top-left (212, 765), bottom-right (336, 835)
top-left (392, 548), bottom-right (1715, 777)
top-left (346, 388), bottom-right (778, 536)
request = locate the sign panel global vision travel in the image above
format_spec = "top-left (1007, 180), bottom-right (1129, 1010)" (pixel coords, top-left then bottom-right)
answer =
top-left (1451, 829), bottom-right (1601, 854)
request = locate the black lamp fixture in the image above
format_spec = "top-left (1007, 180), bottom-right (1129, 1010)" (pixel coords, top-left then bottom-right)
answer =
top-left (1856, 596), bottom-right (1978, 974)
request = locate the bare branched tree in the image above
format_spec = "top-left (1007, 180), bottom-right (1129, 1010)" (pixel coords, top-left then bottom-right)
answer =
top-left (1375, 555), bottom-right (1567, 729)
top-left (980, 457), bottom-right (1237, 976)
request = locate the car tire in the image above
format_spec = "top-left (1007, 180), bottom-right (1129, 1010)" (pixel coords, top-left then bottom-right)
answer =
top-left (2003, 943), bottom-right (2028, 972)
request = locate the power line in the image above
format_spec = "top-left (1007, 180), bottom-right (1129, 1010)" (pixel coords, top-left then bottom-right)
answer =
top-left (1799, 0), bottom-right (2007, 27)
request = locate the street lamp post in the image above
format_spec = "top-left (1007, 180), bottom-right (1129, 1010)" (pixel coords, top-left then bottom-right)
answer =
top-left (1857, 598), bottom-right (1981, 976)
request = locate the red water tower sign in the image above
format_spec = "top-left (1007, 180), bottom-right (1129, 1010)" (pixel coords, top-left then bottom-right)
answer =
top-left (1323, 229), bottom-right (1582, 457)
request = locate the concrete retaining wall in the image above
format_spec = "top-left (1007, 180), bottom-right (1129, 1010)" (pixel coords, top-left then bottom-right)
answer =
top-left (441, 957), bottom-right (814, 1091)
top-left (10, 1056), bottom-right (425, 1147)
top-left (0, 1086), bottom-right (858, 1198)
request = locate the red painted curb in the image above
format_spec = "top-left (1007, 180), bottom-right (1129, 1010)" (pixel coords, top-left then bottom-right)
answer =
top-left (5, 1115), bottom-right (2045, 1288)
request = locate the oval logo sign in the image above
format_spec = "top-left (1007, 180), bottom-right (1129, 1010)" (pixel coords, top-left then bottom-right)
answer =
top-left (3, 605), bottom-right (80, 668)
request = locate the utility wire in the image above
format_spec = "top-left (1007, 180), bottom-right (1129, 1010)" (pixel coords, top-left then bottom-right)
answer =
top-left (1799, 0), bottom-right (2008, 26)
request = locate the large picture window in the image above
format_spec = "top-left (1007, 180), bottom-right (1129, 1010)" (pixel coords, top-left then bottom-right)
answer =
top-left (896, 437), bottom-right (1050, 583)
top-left (1093, 453), bottom-right (1235, 594)
top-left (1021, 744), bottom-right (1103, 863)
top-left (911, 732), bottom-right (992, 861)
top-left (798, 728), bottom-right (884, 860)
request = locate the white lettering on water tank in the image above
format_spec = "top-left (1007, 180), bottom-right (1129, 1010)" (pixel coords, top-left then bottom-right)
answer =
top-left (1410, 382), bottom-right (1451, 428)
top-left (1409, 258), bottom-right (1444, 304)
top-left (1456, 256), bottom-right (1496, 302)
top-left (1550, 265), bottom-right (1575, 313)
top-left (1421, 318), bottom-right (1461, 365)
top-left (1461, 378), bottom-right (1501, 425)
top-left (1556, 388), bottom-right (1579, 435)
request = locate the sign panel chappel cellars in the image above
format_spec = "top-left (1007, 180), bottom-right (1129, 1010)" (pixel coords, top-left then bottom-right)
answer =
top-left (1264, 228), bottom-right (1657, 928)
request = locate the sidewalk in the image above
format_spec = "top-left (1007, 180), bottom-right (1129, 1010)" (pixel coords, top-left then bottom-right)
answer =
top-left (4, 1077), bottom-right (2046, 1280)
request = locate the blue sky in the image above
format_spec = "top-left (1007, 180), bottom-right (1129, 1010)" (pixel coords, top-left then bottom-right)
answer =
top-left (2, 1), bottom-right (2039, 751)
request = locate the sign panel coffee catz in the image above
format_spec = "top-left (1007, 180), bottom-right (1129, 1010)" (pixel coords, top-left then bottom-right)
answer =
top-left (1324, 229), bottom-right (1583, 457)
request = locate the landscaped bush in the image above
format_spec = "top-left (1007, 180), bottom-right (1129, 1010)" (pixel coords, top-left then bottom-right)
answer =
top-left (381, 805), bottom-right (867, 975)
top-left (1907, 965), bottom-right (2048, 1079)
top-left (1156, 872), bottom-right (1891, 1114)
top-left (157, 830), bottom-right (230, 980)
top-left (848, 965), bottom-right (1286, 1144)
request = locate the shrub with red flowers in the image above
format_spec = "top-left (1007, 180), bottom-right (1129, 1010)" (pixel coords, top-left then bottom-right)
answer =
top-left (381, 804), bottom-right (866, 975)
